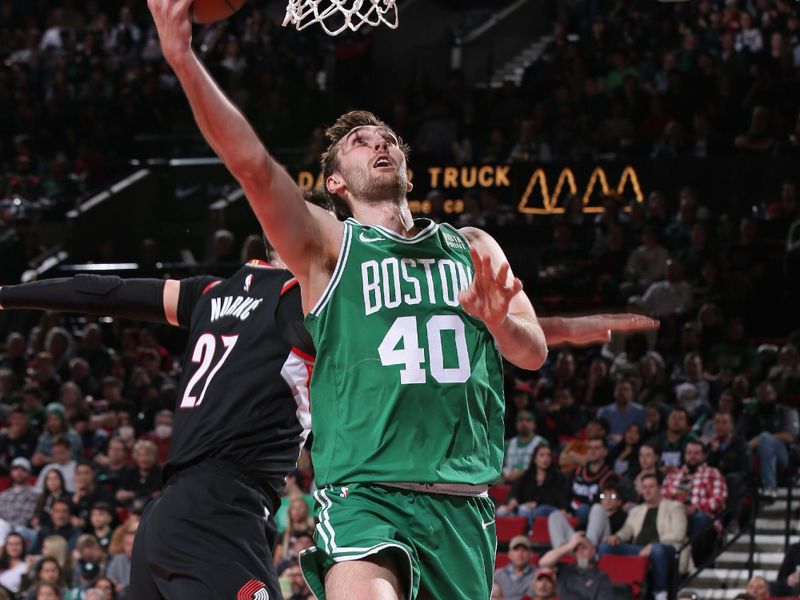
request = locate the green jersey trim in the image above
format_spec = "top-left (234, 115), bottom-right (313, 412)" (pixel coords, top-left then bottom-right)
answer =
top-left (309, 223), bottom-right (353, 317)
top-left (346, 217), bottom-right (439, 244)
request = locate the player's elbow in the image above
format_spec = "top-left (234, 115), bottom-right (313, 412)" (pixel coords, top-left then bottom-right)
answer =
top-left (525, 325), bottom-right (549, 370)
top-left (230, 147), bottom-right (272, 189)
top-left (511, 337), bottom-right (548, 371)
top-left (528, 341), bottom-right (549, 371)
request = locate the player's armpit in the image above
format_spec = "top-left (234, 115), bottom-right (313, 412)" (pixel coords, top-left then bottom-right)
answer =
top-left (240, 155), bottom-right (344, 281)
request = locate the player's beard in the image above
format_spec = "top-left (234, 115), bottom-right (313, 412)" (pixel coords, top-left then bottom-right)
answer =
top-left (345, 163), bottom-right (408, 205)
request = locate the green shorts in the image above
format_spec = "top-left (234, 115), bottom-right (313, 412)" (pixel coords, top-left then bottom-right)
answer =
top-left (299, 483), bottom-right (496, 600)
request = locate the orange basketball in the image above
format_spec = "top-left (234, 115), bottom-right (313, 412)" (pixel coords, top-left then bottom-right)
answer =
top-left (191, 0), bottom-right (246, 24)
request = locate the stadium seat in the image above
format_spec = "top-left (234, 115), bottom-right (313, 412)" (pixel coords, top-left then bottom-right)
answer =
top-left (529, 515), bottom-right (579, 546)
top-left (495, 516), bottom-right (528, 543)
top-left (598, 554), bottom-right (648, 599)
top-left (0, 477), bottom-right (9, 492)
top-left (489, 484), bottom-right (511, 505)
top-left (529, 516), bottom-right (551, 545)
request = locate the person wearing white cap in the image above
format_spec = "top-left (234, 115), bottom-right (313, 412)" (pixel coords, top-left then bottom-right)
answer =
top-left (0, 456), bottom-right (38, 542)
top-left (494, 536), bottom-right (536, 600)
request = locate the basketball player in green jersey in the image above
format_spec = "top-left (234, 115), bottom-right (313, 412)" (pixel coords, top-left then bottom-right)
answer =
top-left (148, 2), bottom-right (657, 597)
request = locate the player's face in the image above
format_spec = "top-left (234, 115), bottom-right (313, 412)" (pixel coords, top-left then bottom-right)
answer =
top-left (331, 126), bottom-right (410, 203)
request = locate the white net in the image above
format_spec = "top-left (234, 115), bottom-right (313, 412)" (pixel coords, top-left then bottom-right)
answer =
top-left (283, 0), bottom-right (399, 36)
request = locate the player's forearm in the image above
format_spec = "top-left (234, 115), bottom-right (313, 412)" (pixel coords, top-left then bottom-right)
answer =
top-left (487, 312), bottom-right (547, 371)
top-left (169, 52), bottom-right (271, 187)
top-left (0, 276), bottom-right (167, 323)
top-left (539, 316), bottom-right (604, 346)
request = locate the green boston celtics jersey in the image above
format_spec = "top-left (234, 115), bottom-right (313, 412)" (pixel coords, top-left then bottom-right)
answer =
top-left (305, 218), bottom-right (505, 487)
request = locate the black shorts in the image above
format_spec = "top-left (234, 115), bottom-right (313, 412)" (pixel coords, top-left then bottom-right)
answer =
top-left (130, 459), bottom-right (282, 600)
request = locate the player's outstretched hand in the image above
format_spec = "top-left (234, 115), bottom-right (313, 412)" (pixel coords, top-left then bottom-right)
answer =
top-left (575, 313), bottom-right (660, 345)
top-left (147, 0), bottom-right (194, 66)
top-left (458, 247), bottom-right (522, 328)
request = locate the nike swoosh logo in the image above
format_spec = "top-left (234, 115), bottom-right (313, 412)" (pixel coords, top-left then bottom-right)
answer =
top-left (359, 232), bottom-right (384, 243)
top-left (481, 519), bottom-right (495, 530)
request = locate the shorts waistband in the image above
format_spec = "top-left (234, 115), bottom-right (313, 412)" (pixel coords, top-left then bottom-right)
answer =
top-left (164, 458), bottom-right (280, 514)
top-left (380, 482), bottom-right (489, 497)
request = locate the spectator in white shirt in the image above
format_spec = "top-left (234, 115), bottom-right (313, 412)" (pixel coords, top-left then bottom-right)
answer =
top-left (641, 260), bottom-right (693, 319)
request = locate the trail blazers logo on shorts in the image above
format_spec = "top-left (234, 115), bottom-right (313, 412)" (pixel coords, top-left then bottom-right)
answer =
top-left (237, 579), bottom-right (269, 600)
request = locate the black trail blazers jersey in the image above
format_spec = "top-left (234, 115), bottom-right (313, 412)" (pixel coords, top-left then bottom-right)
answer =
top-left (164, 260), bottom-right (313, 500)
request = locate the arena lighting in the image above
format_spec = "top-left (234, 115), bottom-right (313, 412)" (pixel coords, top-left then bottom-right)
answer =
top-left (517, 166), bottom-right (644, 214)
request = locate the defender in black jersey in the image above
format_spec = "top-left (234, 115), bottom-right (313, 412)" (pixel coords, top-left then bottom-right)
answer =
top-left (0, 259), bottom-right (314, 600)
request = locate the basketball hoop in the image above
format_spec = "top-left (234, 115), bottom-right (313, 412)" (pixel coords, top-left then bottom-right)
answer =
top-left (282, 0), bottom-right (399, 36)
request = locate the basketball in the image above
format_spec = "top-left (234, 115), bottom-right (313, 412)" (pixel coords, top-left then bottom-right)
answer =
top-left (191, 0), bottom-right (246, 24)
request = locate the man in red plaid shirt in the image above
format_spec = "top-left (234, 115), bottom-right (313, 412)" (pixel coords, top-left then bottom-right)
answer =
top-left (662, 439), bottom-right (727, 564)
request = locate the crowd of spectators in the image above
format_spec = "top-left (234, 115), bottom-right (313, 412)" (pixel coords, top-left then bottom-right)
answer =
top-left (4, 0), bottom-right (800, 208)
top-left (0, 1), bottom-right (800, 600)
top-left (491, 270), bottom-right (800, 600)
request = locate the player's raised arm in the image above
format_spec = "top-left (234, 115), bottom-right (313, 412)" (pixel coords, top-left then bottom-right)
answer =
top-left (0, 277), bottom-right (181, 326)
top-left (146, 0), bottom-right (340, 283)
top-left (458, 227), bottom-right (547, 371)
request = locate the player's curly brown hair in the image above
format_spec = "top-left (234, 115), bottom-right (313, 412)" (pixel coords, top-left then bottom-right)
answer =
top-left (320, 111), bottom-right (410, 218)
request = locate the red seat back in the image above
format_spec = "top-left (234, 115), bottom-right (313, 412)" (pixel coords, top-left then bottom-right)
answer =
top-left (529, 516), bottom-right (550, 545)
top-left (598, 555), bottom-right (648, 599)
top-left (489, 484), bottom-right (511, 505)
top-left (495, 516), bottom-right (528, 542)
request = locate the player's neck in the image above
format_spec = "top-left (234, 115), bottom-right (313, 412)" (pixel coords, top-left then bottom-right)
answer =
top-left (350, 197), bottom-right (419, 236)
